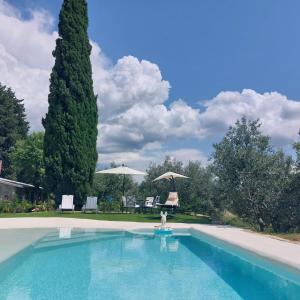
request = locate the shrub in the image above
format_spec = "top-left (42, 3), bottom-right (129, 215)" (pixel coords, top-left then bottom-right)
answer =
top-left (0, 200), bottom-right (33, 213)
top-left (221, 211), bottom-right (252, 228)
top-left (99, 199), bottom-right (121, 212)
top-left (0, 198), bottom-right (55, 213)
top-left (33, 200), bottom-right (56, 212)
top-left (0, 202), bottom-right (13, 213)
top-left (14, 200), bottom-right (34, 213)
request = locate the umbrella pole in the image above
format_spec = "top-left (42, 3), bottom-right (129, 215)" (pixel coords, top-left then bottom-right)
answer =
top-left (121, 174), bottom-right (125, 213)
top-left (122, 174), bottom-right (125, 196)
top-left (171, 176), bottom-right (176, 192)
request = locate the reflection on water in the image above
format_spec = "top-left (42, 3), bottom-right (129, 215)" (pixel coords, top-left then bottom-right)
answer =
top-left (59, 227), bottom-right (72, 239)
top-left (0, 229), bottom-right (299, 300)
top-left (159, 235), bottom-right (179, 252)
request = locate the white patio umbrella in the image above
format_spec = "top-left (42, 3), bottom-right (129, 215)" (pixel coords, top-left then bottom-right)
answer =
top-left (96, 165), bottom-right (146, 195)
top-left (153, 171), bottom-right (189, 191)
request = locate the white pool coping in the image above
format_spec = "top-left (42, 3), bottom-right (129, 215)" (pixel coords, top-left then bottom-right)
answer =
top-left (0, 217), bottom-right (300, 272)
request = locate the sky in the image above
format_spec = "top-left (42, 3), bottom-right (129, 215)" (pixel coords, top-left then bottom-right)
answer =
top-left (1, 0), bottom-right (300, 170)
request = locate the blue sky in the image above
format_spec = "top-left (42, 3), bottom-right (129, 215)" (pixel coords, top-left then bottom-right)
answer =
top-left (11, 0), bottom-right (300, 101)
top-left (2, 0), bottom-right (300, 169)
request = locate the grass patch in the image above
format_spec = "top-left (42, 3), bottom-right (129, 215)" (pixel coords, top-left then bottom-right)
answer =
top-left (0, 211), bottom-right (211, 224)
top-left (220, 211), bottom-right (300, 242)
top-left (268, 233), bottom-right (300, 242)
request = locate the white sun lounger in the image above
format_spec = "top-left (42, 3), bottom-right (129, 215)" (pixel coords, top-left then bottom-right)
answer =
top-left (165, 192), bottom-right (179, 207)
top-left (156, 192), bottom-right (179, 208)
top-left (59, 195), bottom-right (75, 212)
top-left (144, 197), bottom-right (154, 208)
top-left (82, 196), bottom-right (98, 213)
top-left (122, 195), bottom-right (140, 211)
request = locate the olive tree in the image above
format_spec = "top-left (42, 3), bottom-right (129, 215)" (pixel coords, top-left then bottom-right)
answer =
top-left (212, 117), bottom-right (292, 231)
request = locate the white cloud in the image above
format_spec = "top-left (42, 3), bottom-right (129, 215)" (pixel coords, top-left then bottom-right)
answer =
top-left (94, 55), bottom-right (170, 121)
top-left (0, 1), bottom-right (56, 130)
top-left (0, 0), bottom-right (19, 17)
top-left (99, 100), bottom-right (204, 153)
top-left (168, 148), bottom-right (208, 166)
top-left (0, 4), bottom-right (55, 69)
top-left (98, 146), bottom-right (208, 172)
top-left (1, 1), bottom-right (300, 170)
top-left (200, 89), bottom-right (300, 145)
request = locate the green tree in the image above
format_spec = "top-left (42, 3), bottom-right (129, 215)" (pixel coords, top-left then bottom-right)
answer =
top-left (10, 132), bottom-right (45, 201)
top-left (293, 135), bottom-right (300, 170)
top-left (0, 83), bottom-right (29, 178)
top-left (43, 0), bottom-right (98, 206)
top-left (279, 172), bottom-right (300, 232)
top-left (140, 156), bottom-right (184, 203)
top-left (278, 137), bottom-right (300, 231)
top-left (180, 161), bottom-right (215, 214)
top-left (212, 117), bottom-right (292, 231)
top-left (91, 163), bottom-right (137, 212)
top-left (140, 157), bottom-right (215, 214)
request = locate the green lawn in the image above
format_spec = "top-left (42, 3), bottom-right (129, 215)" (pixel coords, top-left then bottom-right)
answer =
top-left (0, 211), bottom-right (211, 224)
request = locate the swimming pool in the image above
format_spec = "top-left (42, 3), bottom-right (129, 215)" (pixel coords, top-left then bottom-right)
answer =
top-left (0, 228), bottom-right (299, 300)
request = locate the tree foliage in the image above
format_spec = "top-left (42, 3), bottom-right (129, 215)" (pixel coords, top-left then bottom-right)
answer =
top-left (43, 0), bottom-right (98, 206)
top-left (10, 132), bottom-right (44, 187)
top-left (0, 83), bottom-right (28, 177)
top-left (212, 117), bottom-right (292, 231)
top-left (10, 132), bottom-right (45, 201)
top-left (277, 138), bottom-right (300, 231)
top-left (140, 157), bottom-right (184, 203)
top-left (140, 157), bottom-right (215, 214)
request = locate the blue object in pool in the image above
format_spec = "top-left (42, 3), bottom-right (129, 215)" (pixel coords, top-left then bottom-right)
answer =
top-left (0, 229), bottom-right (299, 300)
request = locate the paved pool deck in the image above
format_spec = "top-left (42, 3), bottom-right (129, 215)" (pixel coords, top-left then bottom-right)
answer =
top-left (0, 217), bottom-right (300, 272)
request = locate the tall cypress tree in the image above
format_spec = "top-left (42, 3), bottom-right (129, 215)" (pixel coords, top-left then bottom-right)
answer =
top-left (43, 0), bottom-right (98, 206)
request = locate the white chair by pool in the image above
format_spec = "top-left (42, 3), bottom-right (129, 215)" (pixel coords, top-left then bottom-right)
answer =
top-left (59, 195), bottom-right (75, 212)
top-left (165, 192), bottom-right (179, 207)
top-left (154, 195), bottom-right (160, 206)
top-left (122, 195), bottom-right (140, 212)
top-left (144, 196), bottom-right (154, 208)
top-left (156, 192), bottom-right (179, 209)
top-left (122, 196), bottom-right (127, 208)
top-left (82, 196), bottom-right (98, 213)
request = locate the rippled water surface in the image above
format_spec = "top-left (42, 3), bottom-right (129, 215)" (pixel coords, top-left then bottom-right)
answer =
top-left (0, 229), bottom-right (299, 300)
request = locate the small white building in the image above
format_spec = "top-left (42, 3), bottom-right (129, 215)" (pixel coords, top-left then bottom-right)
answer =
top-left (0, 177), bottom-right (35, 202)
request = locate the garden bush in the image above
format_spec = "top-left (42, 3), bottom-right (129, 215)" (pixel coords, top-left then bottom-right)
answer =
top-left (0, 198), bottom-right (56, 213)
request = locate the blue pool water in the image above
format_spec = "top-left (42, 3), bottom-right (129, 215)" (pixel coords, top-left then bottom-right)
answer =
top-left (0, 229), bottom-right (299, 300)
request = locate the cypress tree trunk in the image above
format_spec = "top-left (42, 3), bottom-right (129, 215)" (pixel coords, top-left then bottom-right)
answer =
top-left (43, 0), bottom-right (98, 207)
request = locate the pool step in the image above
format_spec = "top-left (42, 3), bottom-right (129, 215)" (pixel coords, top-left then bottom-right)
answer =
top-left (33, 230), bottom-right (125, 249)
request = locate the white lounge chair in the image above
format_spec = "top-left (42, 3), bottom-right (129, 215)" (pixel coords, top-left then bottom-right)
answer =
top-left (156, 192), bottom-right (179, 210)
top-left (82, 196), bottom-right (98, 213)
top-left (59, 195), bottom-right (74, 212)
top-left (144, 197), bottom-right (154, 208)
top-left (144, 196), bottom-right (161, 212)
top-left (165, 192), bottom-right (179, 207)
top-left (154, 195), bottom-right (160, 206)
top-left (122, 195), bottom-right (127, 206)
top-left (122, 195), bottom-right (140, 212)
